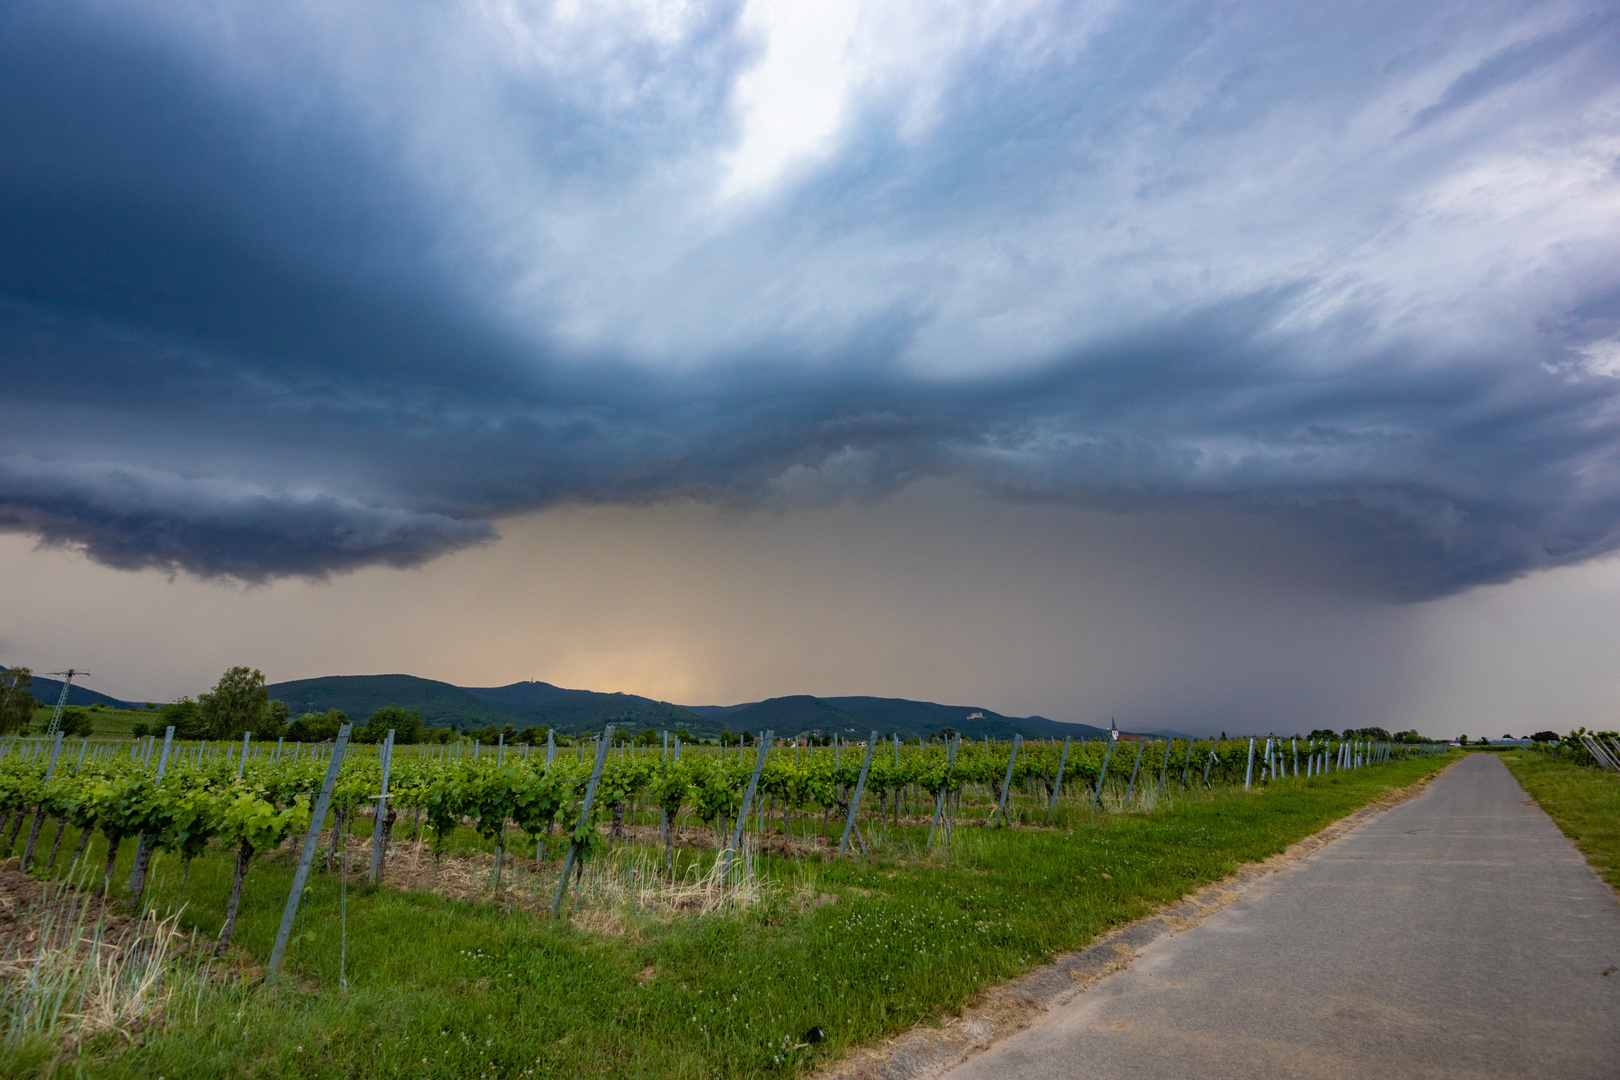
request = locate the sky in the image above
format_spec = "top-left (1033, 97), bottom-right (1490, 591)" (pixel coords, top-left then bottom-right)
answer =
top-left (2, 0), bottom-right (1619, 736)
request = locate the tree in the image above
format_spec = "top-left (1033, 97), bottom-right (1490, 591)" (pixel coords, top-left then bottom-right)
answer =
top-left (285, 709), bottom-right (347, 742)
top-left (1531, 731), bottom-right (1559, 743)
top-left (196, 667), bottom-right (273, 739)
top-left (358, 704), bottom-right (425, 745)
top-left (158, 697), bottom-right (202, 737)
top-left (470, 723), bottom-right (516, 745)
top-left (1342, 726), bottom-right (1392, 741)
top-left (57, 706), bottom-right (93, 738)
top-left (0, 667), bottom-right (37, 735)
top-left (265, 699), bottom-right (289, 735)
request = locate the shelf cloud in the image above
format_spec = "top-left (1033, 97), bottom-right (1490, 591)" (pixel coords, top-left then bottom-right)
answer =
top-left (3, 0), bottom-right (1619, 598)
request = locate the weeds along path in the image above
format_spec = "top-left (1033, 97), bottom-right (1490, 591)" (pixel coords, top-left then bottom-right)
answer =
top-left (0, 729), bottom-right (1447, 1078)
top-left (1501, 748), bottom-right (1620, 894)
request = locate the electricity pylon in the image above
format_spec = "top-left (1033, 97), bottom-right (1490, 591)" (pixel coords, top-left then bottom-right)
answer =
top-left (45, 669), bottom-right (87, 736)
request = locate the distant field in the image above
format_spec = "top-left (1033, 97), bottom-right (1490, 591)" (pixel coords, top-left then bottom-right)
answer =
top-left (29, 705), bottom-right (150, 737)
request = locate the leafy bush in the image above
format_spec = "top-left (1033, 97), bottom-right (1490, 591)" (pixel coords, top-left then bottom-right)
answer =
top-left (284, 709), bottom-right (347, 742)
top-left (57, 707), bottom-right (94, 738)
top-left (158, 697), bottom-right (203, 738)
top-left (468, 724), bottom-right (516, 746)
top-left (357, 704), bottom-right (426, 744)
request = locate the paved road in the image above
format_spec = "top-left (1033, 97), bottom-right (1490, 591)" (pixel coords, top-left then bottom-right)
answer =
top-left (943, 754), bottom-right (1620, 1079)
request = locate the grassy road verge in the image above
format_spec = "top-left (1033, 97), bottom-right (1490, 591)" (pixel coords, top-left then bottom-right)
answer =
top-left (1502, 750), bottom-right (1620, 891)
top-left (12, 754), bottom-right (1451, 1079)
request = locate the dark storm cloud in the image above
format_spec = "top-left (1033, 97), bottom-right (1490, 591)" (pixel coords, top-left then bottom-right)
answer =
top-left (2, 0), bottom-right (1619, 595)
top-left (0, 456), bottom-right (493, 579)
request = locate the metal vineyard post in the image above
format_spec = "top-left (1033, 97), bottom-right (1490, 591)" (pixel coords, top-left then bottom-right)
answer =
top-left (1047, 736), bottom-right (1071, 821)
top-left (369, 729), bottom-right (396, 884)
top-left (1093, 734), bottom-right (1116, 809)
top-left (127, 726), bottom-right (176, 892)
top-left (18, 731), bottom-right (64, 871)
top-left (553, 725), bottom-right (613, 919)
top-left (929, 734), bottom-right (959, 847)
top-left (994, 736), bottom-right (1021, 826)
top-left (837, 732), bottom-right (878, 858)
top-left (1156, 738), bottom-right (1172, 801)
top-left (1123, 740), bottom-right (1145, 807)
top-left (723, 730), bottom-right (773, 882)
top-left (267, 722), bottom-right (353, 981)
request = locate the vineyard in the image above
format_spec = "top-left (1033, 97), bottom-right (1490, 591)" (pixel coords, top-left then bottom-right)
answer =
top-left (0, 725), bottom-right (1447, 1077)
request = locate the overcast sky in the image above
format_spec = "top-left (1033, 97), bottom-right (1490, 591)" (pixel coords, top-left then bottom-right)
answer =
top-left (3, 0), bottom-right (1618, 735)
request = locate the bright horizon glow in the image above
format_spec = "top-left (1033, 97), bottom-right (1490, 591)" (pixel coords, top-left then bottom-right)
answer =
top-left (4, 489), bottom-right (1618, 739)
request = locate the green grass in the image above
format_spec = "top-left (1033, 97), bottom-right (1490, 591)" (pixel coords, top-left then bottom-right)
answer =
top-left (13, 755), bottom-right (1451, 1079)
top-left (29, 706), bottom-right (152, 737)
top-left (1502, 749), bottom-right (1620, 891)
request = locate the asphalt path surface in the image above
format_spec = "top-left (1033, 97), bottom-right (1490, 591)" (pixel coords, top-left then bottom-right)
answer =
top-left (942, 754), bottom-right (1620, 1079)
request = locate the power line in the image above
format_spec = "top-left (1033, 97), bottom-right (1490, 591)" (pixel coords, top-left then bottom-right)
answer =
top-left (75, 670), bottom-right (151, 705)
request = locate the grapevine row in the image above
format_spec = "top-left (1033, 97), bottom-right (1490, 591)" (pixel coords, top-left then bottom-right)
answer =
top-left (0, 729), bottom-right (1436, 954)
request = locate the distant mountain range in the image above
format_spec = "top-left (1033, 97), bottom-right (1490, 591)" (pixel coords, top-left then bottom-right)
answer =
top-left (690, 694), bottom-right (1110, 741)
top-left (269, 674), bottom-right (716, 735)
top-left (7, 666), bottom-right (1118, 741)
top-left (264, 674), bottom-right (1111, 740)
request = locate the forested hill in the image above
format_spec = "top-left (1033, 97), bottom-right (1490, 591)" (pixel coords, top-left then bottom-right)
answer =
top-left (13, 669), bottom-right (1113, 741)
top-left (460, 682), bottom-right (715, 737)
top-left (266, 674), bottom-right (719, 736)
top-left (690, 694), bottom-right (1112, 741)
top-left (252, 674), bottom-right (1111, 741)
top-left (267, 675), bottom-right (516, 732)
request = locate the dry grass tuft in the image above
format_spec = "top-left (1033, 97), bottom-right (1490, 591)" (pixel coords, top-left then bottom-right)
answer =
top-left (364, 832), bottom-right (777, 930)
top-left (0, 866), bottom-right (206, 1055)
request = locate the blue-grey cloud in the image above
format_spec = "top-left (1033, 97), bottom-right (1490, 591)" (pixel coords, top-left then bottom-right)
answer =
top-left (2, 0), bottom-right (1619, 598)
top-left (1408, 17), bottom-right (1602, 132)
top-left (0, 456), bottom-right (494, 579)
